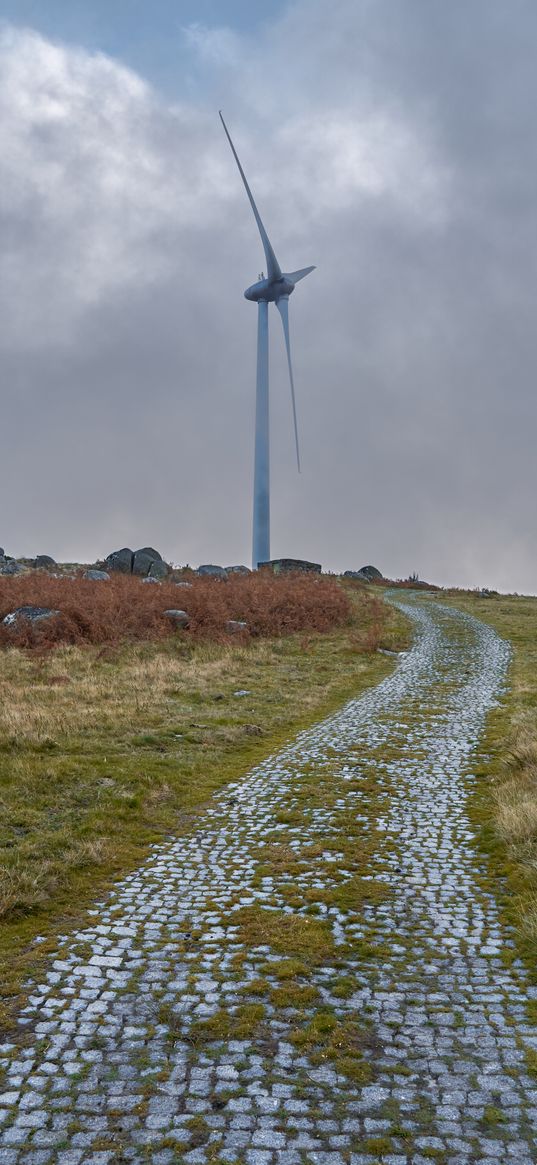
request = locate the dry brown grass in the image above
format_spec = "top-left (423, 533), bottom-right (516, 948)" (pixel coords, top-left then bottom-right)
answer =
top-left (0, 571), bottom-right (351, 649)
top-left (495, 781), bottom-right (537, 845)
top-left (0, 638), bottom-right (265, 744)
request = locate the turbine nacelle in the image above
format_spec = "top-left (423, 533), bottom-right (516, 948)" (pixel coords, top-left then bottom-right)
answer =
top-left (245, 275), bottom-right (295, 303)
top-left (245, 265), bottom-right (316, 303)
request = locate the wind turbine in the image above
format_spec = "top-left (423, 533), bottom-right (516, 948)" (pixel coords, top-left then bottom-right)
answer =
top-left (219, 112), bottom-right (315, 569)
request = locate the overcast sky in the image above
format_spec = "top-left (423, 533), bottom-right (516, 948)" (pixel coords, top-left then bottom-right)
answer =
top-left (1, 0), bottom-right (536, 591)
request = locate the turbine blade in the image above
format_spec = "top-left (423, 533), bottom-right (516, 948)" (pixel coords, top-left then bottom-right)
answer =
top-left (284, 266), bottom-right (316, 284)
top-left (275, 296), bottom-right (301, 473)
top-left (219, 111), bottom-right (282, 281)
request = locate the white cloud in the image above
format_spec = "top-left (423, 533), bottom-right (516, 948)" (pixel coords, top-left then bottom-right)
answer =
top-left (0, 20), bottom-right (448, 349)
top-left (1, 6), bottom-right (535, 591)
top-left (0, 26), bottom-right (220, 347)
top-left (275, 112), bottom-right (449, 222)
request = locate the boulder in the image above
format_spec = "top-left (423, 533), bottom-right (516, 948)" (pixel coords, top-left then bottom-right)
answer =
top-left (34, 555), bottom-right (56, 570)
top-left (1, 560), bottom-right (26, 575)
top-left (225, 565), bottom-right (251, 575)
top-left (164, 609), bottom-right (189, 628)
top-left (198, 565), bottom-right (228, 580)
top-left (0, 548), bottom-right (4, 557)
top-left (3, 606), bottom-right (60, 627)
top-left (133, 550), bottom-right (157, 576)
top-left (133, 547), bottom-right (166, 576)
top-left (106, 548), bottom-right (134, 574)
top-left (259, 558), bottom-right (321, 574)
top-left (359, 565), bottom-right (383, 580)
top-left (84, 570), bottom-right (110, 581)
top-left (142, 576), bottom-right (161, 585)
top-left (344, 570), bottom-right (371, 582)
top-left (175, 580), bottom-right (192, 588)
top-left (226, 620), bottom-right (248, 633)
top-left (137, 546), bottom-right (162, 561)
top-left (148, 559), bottom-right (169, 580)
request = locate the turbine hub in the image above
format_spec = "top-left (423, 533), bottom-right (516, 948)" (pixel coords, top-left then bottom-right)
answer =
top-left (244, 276), bottom-right (295, 303)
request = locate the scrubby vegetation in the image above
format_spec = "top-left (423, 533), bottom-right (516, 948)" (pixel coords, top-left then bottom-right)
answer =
top-left (0, 571), bottom-right (351, 648)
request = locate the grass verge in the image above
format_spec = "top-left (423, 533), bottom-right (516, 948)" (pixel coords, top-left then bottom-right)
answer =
top-left (0, 586), bottom-right (410, 1031)
top-left (439, 590), bottom-right (537, 975)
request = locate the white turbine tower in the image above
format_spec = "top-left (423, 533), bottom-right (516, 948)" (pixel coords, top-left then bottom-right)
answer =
top-left (220, 113), bottom-right (315, 569)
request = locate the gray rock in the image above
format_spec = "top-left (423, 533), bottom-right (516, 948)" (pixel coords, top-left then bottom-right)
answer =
top-left (198, 565), bottom-right (228, 579)
top-left (83, 570), bottom-right (110, 582)
top-left (163, 609), bottom-right (189, 627)
top-left (259, 558), bottom-right (321, 574)
top-left (225, 566), bottom-right (251, 576)
top-left (148, 559), bottom-right (169, 580)
top-left (359, 564), bottom-right (383, 580)
top-left (343, 570), bottom-right (371, 582)
top-left (3, 606), bottom-right (60, 627)
top-left (226, 621), bottom-right (248, 633)
top-left (1, 560), bottom-right (26, 575)
top-left (142, 576), bottom-right (161, 585)
top-left (175, 581), bottom-right (192, 588)
top-left (133, 551), bottom-right (157, 576)
top-left (0, 547), bottom-right (4, 557)
top-left (105, 548), bottom-right (134, 574)
top-left (137, 546), bottom-right (162, 562)
top-left (34, 555), bottom-right (56, 570)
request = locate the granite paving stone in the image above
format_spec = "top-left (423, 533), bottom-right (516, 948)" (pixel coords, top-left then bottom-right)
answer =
top-left (0, 598), bottom-right (535, 1161)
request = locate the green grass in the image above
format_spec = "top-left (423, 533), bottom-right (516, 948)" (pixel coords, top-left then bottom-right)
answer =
top-left (189, 1003), bottom-right (267, 1044)
top-left (234, 906), bottom-right (336, 963)
top-left (439, 591), bottom-right (537, 973)
top-left (0, 588), bottom-right (410, 1031)
top-left (288, 1011), bottom-right (375, 1083)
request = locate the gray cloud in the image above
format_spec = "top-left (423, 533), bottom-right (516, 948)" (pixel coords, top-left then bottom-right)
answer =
top-left (1, 4), bottom-right (537, 590)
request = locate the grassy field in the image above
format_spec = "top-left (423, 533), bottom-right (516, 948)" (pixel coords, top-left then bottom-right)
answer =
top-left (440, 590), bottom-right (537, 976)
top-left (0, 584), bottom-right (410, 1030)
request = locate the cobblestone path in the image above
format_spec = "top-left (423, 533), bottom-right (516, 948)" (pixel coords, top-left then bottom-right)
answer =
top-left (2, 598), bottom-right (537, 1165)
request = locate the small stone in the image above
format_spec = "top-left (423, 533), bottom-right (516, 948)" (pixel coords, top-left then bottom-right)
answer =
top-left (197, 564), bottom-right (228, 579)
top-left (163, 610), bottom-right (189, 628)
top-left (83, 570), bottom-right (110, 581)
top-left (3, 606), bottom-right (60, 627)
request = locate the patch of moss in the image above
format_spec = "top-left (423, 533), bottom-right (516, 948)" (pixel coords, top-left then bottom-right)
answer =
top-left (189, 1003), bottom-right (266, 1045)
top-left (270, 983), bottom-right (320, 1009)
top-left (233, 906), bottom-right (335, 964)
